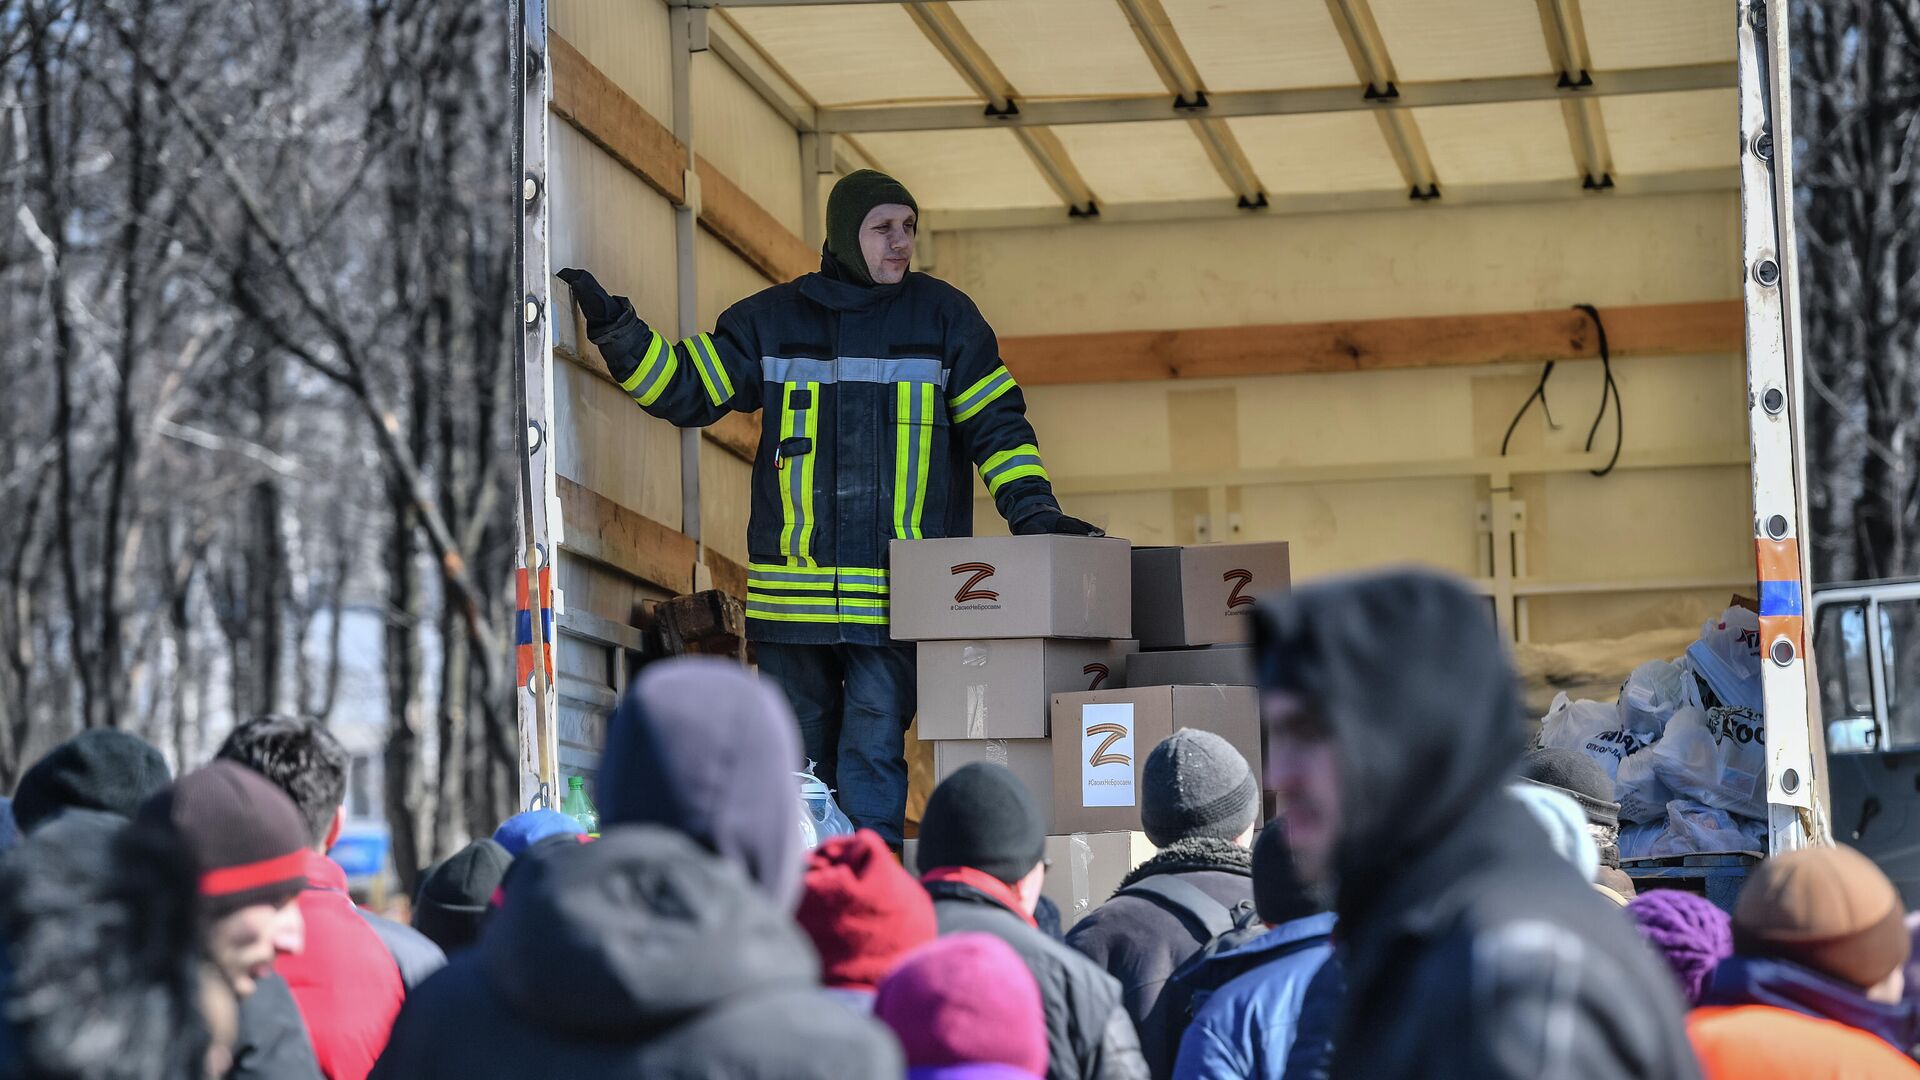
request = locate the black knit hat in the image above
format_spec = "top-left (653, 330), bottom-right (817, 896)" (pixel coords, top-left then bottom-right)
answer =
top-left (1141, 730), bottom-right (1260, 848)
top-left (1519, 748), bottom-right (1620, 829)
top-left (413, 838), bottom-right (511, 955)
top-left (14, 729), bottom-right (173, 834)
top-left (1253, 824), bottom-right (1324, 926)
top-left (139, 762), bottom-right (309, 918)
top-left (825, 169), bottom-right (917, 287)
top-left (918, 764), bottom-right (1046, 885)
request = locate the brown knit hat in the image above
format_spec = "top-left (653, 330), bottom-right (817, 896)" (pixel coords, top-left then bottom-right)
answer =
top-left (139, 762), bottom-right (309, 918)
top-left (1733, 845), bottom-right (1910, 989)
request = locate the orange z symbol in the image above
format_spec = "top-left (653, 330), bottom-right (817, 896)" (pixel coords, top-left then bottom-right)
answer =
top-left (1083, 663), bottom-right (1111, 691)
top-left (1223, 569), bottom-right (1255, 609)
top-left (951, 562), bottom-right (999, 604)
top-left (1086, 722), bottom-right (1131, 768)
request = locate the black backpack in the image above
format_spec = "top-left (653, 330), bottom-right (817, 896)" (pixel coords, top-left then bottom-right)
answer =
top-left (1114, 876), bottom-right (1267, 1075)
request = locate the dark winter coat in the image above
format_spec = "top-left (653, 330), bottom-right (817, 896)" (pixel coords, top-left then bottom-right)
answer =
top-left (1280, 956), bottom-right (1342, 1080)
top-left (1253, 572), bottom-right (1702, 1080)
top-left (1065, 838), bottom-right (1254, 1078)
top-left (927, 878), bottom-right (1149, 1080)
top-left (1170, 912), bottom-right (1336, 1080)
top-left (589, 256), bottom-right (1062, 645)
top-left (234, 976), bottom-right (326, 1080)
top-left (1697, 955), bottom-right (1920, 1057)
top-left (368, 826), bottom-right (900, 1080)
top-left (356, 909), bottom-right (446, 991)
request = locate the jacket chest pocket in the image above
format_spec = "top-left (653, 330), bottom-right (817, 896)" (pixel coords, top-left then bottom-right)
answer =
top-left (891, 379), bottom-right (948, 540)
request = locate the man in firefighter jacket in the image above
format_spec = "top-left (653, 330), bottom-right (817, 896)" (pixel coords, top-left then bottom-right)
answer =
top-left (559, 170), bottom-right (1097, 845)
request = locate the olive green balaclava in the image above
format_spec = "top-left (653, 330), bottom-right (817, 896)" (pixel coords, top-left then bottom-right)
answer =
top-left (825, 169), bottom-right (918, 287)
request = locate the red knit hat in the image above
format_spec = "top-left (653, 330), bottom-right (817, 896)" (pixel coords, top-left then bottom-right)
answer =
top-left (795, 830), bottom-right (937, 991)
top-left (875, 933), bottom-right (1048, 1076)
top-left (139, 761), bottom-right (308, 917)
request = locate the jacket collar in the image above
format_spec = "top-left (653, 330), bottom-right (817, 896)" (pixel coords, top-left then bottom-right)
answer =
top-left (303, 849), bottom-right (349, 894)
top-left (922, 867), bottom-right (1038, 929)
top-left (1701, 955), bottom-right (1920, 1052)
top-left (799, 252), bottom-right (908, 313)
top-left (1116, 837), bottom-right (1252, 893)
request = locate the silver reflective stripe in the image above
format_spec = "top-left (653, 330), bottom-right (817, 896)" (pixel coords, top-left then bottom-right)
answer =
top-left (761, 357), bottom-right (948, 386)
top-left (748, 568), bottom-right (835, 585)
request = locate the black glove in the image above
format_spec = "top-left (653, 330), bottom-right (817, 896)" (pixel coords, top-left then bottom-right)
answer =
top-left (1011, 508), bottom-right (1105, 537)
top-left (556, 267), bottom-right (633, 337)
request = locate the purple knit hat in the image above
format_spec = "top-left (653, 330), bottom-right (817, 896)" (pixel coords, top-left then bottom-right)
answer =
top-left (1629, 889), bottom-right (1733, 1004)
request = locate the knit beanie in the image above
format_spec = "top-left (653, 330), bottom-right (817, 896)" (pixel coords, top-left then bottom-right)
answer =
top-left (14, 729), bottom-right (173, 834)
top-left (918, 764), bottom-right (1046, 886)
top-left (825, 169), bottom-right (917, 287)
top-left (1733, 844), bottom-right (1911, 990)
top-left (492, 809), bottom-right (584, 856)
top-left (598, 657), bottom-right (805, 909)
top-left (414, 838), bottom-right (512, 955)
top-left (1509, 783), bottom-right (1600, 885)
top-left (1628, 889), bottom-right (1733, 1004)
top-left (139, 762), bottom-right (308, 917)
top-left (797, 830), bottom-right (938, 991)
top-left (875, 933), bottom-right (1049, 1078)
top-left (1253, 824), bottom-right (1324, 926)
top-left (1141, 730), bottom-right (1259, 848)
top-left (1518, 748), bottom-right (1621, 829)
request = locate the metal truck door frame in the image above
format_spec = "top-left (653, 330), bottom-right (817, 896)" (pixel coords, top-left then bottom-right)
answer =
top-left (1736, 0), bottom-right (1826, 852)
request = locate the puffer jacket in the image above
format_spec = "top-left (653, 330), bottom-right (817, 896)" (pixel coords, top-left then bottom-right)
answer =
top-left (1169, 912), bottom-right (1335, 1080)
top-left (1253, 571), bottom-right (1702, 1080)
top-left (1689, 954), bottom-right (1920, 1078)
top-left (368, 826), bottom-right (901, 1079)
top-left (927, 878), bottom-right (1149, 1080)
top-left (1065, 838), bottom-right (1254, 1078)
top-left (586, 256), bottom-right (1064, 646)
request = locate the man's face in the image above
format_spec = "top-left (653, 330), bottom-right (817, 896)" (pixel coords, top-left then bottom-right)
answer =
top-left (859, 203), bottom-right (915, 284)
top-left (1264, 689), bottom-right (1343, 887)
top-left (208, 895), bottom-right (304, 997)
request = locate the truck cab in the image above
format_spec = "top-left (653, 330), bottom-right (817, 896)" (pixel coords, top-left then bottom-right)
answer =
top-left (1817, 580), bottom-right (1920, 902)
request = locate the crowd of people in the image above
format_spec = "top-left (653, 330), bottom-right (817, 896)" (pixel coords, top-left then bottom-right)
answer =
top-left (1, 568), bottom-right (1917, 1079)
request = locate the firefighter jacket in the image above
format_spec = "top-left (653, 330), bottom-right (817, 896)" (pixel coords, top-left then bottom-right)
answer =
top-left (587, 257), bottom-right (1063, 646)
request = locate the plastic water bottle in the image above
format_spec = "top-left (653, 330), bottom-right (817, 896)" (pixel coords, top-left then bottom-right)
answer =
top-left (560, 775), bottom-right (599, 836)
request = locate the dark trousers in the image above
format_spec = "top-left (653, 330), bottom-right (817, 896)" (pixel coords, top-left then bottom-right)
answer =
top-left (757, 641), bottom-right (915, 846)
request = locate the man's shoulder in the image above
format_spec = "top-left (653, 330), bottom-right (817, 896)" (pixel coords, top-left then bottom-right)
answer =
top-left (643, 986), bottom-right (904, 1078)
top-left (1690, 1006), bottom-right (1920, 1076)
top-left (357, 908), bottom-right (448, 989)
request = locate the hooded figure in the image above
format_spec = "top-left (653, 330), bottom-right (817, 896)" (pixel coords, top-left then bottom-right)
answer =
top-left (1253, 569), bottom-right (1699, 1080)
top-left (557, 168), bottom-right (1097, 847)
top-left (367, 827), bottom-right (901, 1080)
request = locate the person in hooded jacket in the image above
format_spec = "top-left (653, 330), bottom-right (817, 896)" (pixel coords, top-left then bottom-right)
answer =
top-left (918, 763), bottom-right (1147, 1080)
top-left (557, 169), bottom-right (1098, 847)
top-left (1170, 823), bottom-right (1335, 1080)
top-left (367, 657), bottom-right (900, 1078)
top-left (1252, 568), bottom-right (1700, 1080)
top-left (1690, 844), bottom-right (1920, 1078)
top-left (1067, 731), bottom-right (1259, 1078)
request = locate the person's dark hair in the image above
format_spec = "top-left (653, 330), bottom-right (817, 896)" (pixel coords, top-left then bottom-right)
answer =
top-left (215, 715), bottom-right (348, 848)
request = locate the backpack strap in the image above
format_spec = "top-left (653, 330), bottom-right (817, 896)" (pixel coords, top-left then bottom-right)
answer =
top-left (1117, 875), bottom-right (1236, 940)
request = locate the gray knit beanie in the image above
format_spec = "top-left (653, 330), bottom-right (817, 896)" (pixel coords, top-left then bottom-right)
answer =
top-left (1141, 730), bottom-right (1260, 847)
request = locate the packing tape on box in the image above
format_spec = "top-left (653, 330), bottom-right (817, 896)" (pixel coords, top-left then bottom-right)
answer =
top-left (966, 685), bottom-right (989, 739)
top-left (984, 738), bottom-right (1010, 767)
top-left (1069, 832), bottom-right (1094, 921)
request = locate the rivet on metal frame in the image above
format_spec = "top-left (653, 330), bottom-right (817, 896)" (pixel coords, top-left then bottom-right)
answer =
top-left (1770, 638), bottom-right (1795, 666)
top-left (1766, 514), bottom-right (1789, 540)
top-left (1753, 259), bottom-right (1780, 287)
top-left (524, 296), bottom-right (543, 325)
top-left (1762, 386), bottom-right (1786, 415)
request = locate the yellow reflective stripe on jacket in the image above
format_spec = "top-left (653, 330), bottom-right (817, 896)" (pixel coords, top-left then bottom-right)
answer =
top-left (746, 565), bottom-right (891, 625)
top-left (776, 383), bottom-right (821, 565)
top-left (685, 332), bottom-right (734, 407)
top-left (980, 443), bottom-right (1049, 496)
top-left (949, 365), bottom-right (1017, 424)
top-left (622, 332), bottom-right (679, 407)
top-left (893, 383), bottom-right (935, 540)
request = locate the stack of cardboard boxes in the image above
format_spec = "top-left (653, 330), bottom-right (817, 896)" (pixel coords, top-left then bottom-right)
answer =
top-left (892, 535), bottom-right (1289, 927)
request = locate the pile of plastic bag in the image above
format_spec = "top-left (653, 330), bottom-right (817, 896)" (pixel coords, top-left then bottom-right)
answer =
top-left (1534, 606), bottom-right (1767, 857)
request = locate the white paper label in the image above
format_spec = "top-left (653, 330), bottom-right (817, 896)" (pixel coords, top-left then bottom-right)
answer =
top-left (1081, 702), bottom-right (1136, 808)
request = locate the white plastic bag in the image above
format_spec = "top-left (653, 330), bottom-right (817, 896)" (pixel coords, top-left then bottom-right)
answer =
top-left (1614, 747), bottom-right (1674, 824)
top-left (1646, 705), bottom-right (1767, 819)
top-left (1618, 659), bottom-right (1695, 734)
top-left (1650, 799), bottom-right (1765, 856)
top-left (1684, 607), bottom-right (1764, 713)
top-left (1538, 693), bottom-right (1658, 784)
top-left (796, 765), bottom-right (854, 850)
top-left (1619, 820), bottom-right (1665, 861)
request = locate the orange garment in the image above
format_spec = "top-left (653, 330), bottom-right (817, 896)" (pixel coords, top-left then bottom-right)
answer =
top-left (1689, 1005), bottom-right (1920, 1079)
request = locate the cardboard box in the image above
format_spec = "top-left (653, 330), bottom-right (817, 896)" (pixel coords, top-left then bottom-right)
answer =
top-left (1049, 685), bottom-right (1262, 834)
top-left (931, 738), bottom-right (1055, 825)
top-left (890, 536), bottom-right (1133, 641)
top-left (1131, 542), bottom-right (1290, 648)
top-left (1127, 644), bottom-right (1255, 687)
top-left (917, 638), bottom-right (1138, 740)
top-left (904, 831), bottom-right (1157, 930)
